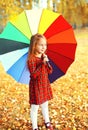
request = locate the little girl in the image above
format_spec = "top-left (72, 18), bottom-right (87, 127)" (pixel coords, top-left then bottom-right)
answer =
top-left (27, 33), bottom-right (53, 130)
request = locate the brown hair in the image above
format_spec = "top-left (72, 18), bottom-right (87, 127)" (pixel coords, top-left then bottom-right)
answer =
top-left (27, 33), bottom-right (46, 60)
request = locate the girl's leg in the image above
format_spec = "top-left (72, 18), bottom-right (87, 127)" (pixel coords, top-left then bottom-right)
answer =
top-left (41, 101), bottom-right (53, 130)
top-left (40, 101), bottom-right (50, 123)
top-left (30, 104), bottom-right (39, 130)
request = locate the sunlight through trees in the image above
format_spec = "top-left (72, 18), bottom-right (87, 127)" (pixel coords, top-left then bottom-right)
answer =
top-left (0, 0), bottom-right (88, 32)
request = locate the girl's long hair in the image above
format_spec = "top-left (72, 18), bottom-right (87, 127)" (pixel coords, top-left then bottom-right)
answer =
top-left (27, 33), bottom-right (46, 61)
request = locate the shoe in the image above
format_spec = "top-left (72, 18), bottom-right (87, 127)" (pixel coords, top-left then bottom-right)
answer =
top-left (45, 122), bottom-right (53, 130)
top-left (34, 129), bottom-right (38, 130)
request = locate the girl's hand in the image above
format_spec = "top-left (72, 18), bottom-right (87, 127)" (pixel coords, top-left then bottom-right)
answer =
top-left (42, 54), bottom-right (49, 63)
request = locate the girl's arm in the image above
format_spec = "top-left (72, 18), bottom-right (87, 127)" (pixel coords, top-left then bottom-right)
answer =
top-left (46, 62), bottom-right (53, 74)
top-left (27, 58), bottom-right (43, 79)
top-left (42, 54), bottom-right (53, 74)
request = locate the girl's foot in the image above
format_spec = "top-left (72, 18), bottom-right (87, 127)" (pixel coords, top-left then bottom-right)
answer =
top-left (45, 122), bottom-right (53, 130)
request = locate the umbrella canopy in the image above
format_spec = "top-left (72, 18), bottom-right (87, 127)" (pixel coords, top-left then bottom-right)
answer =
top-left (0, 9), bottom-right (77, 84)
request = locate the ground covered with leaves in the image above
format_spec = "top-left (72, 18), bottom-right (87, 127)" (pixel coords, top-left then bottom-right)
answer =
top-left (0, 28), bottom-right (88, 130)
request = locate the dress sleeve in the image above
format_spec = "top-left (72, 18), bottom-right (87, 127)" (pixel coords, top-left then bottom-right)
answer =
top-left (45, 62), bottom-right (53, 74)
top-left (27, 58), bottom-right (43, 79)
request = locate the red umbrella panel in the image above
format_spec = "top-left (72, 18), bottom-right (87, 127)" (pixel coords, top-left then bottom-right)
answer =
top-left (44, 15), bottom-right (77, 82)
top-left (0, 9), bottom-right (77, 84)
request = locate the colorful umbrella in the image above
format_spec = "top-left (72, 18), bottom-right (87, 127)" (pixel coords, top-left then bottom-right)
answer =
top-left (0, 9), bottom-right (77, 84)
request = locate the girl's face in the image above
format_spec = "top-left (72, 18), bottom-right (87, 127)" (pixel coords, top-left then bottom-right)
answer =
top-left (35, 38), bottom-right (47, 55)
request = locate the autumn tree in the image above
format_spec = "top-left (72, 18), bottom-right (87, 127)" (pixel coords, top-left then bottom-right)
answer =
top-left (56, 0), bottom-right (88, 28)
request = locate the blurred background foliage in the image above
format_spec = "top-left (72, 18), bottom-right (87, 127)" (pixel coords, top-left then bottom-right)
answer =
top-left (0, 0), bottom-right (88, 33)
